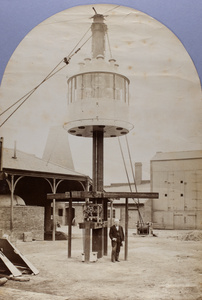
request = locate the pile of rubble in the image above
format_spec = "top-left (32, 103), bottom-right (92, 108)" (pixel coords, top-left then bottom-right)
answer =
top-left (178, 230), bottom-right (202, 241)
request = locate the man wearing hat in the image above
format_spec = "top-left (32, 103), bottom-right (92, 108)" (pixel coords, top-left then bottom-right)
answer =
top-left (109, 218), bottom-right (124, 262)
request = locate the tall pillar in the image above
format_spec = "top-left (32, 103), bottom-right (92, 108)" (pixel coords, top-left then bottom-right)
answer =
top-left (64, 11), bottom-right (133, 261)
top-left (92, 130), bottom-right (104, 192)
top-left (92, 129), bottom-right (104, 258)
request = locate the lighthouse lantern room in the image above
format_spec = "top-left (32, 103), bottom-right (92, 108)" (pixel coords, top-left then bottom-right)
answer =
top-left (64, 10), bottom-right (134, 262)
top-left (64, 12), bottom-right (133, 138)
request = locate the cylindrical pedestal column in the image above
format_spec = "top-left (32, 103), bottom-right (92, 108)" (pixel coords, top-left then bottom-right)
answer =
top-left (92, 129), bottom-right (105, 258)
top-left (92, 129), bottom-right (104, 192)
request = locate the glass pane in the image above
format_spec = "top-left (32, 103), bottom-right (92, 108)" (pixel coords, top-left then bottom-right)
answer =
top-left (115, 75), bottom-right (125, 101)
top-left (83, 73), bottom-right (92, 99)
top-left (75, 75), bottom-right (83, 101)
top-left (68, 73), bottom-right (129, 102)
top-left (104, 73), bottom-right (113, 99)
top-left (91, 73), bottom-right (99, 98)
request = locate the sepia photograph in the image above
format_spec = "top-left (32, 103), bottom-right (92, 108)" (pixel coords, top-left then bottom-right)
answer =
top-left (0, 1), bottom-right (201, 299)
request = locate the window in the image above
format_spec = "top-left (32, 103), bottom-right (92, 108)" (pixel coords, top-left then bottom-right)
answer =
top-left (58, 209), bottom-right (63, 217)
top-left (107, 209), bottom-right (116, 218)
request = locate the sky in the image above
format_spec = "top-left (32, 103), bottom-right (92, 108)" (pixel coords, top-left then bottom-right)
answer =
top-left (0, 1), bottom-right (202, 185)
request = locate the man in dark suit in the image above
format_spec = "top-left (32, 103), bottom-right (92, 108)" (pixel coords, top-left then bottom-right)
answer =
top-left (109, 218), bottom-right (124, 262)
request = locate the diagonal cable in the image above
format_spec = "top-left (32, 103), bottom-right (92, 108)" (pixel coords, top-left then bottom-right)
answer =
top-left (125, 135), bottom-right (144, 224)
top-left (118, 136), bottom-right (136, 202)
top-left (0, 27), bottom-right (92, 127)
top-left (106, 31), bottom-right (113, 59)
top-left (118, 136), bottom-right (144, 224)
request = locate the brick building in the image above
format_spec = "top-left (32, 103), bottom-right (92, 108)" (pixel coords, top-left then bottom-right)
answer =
top-left (0, 147), bottom-right (89, 241)
top-left (0, 194), bottom-right (44, 241)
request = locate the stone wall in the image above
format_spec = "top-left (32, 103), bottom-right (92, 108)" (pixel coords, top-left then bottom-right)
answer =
top-left (0, 206), bottom-right (44, 241)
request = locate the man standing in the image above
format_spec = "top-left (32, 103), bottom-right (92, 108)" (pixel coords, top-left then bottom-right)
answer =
top-left (109, 218), bottom-right (124, 262)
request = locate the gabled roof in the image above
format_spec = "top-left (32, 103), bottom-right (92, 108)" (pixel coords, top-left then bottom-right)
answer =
top-left (2, 148), bottom-right (88, 180)
top-left (151, 150), bottom-right (202, 161)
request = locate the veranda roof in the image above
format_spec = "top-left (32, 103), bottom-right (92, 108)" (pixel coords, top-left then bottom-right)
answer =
top-left (2, 148), bottom-right (88, 181)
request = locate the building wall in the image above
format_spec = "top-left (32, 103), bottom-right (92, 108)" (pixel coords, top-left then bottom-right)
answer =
top-left (0, 206), bottom-right (44, 241)
top-left (113, 204), bottom-right (148, 229)
top-left (55, 202), bottom-right (67, 225)
top-left (151, 158), bottom-right (202, 229)
top-left (54, 202), bottom-right (84, 226)
top-left (74, 204), bottom-right (84, 225)
top-left (54, 200), bottom-right (152, 230)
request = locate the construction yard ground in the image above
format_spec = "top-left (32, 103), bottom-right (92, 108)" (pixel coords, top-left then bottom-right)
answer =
top-left (0, 227), bottom-right (202, 300)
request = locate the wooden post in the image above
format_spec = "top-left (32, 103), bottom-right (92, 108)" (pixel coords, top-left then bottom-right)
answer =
top-left (125, 198), bottom-right (128, 261)
top-left (10, 175), bottom-right (14, 231)
top-left (68, 199), bottom-right (72, 258)
top-left (110, 200), bottom-right (113, 227)
top-left (52, 178), bottom-right (56, 241)
top-left (52, 199), bottom-right (56, 241)
top-left (103, 199), bottom-right (108, 256)
top-left (84, 222), bottom-right (91, 262)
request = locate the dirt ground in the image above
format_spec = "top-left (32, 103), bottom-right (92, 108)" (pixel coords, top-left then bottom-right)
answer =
top-left (0, 227), bottom-right (202, 300)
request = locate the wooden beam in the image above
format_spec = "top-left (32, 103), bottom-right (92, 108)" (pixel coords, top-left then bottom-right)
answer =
top-left (104, 192), bottom-right (159, 199)
top-left (47, 191), bottom-right (159, 200)
top-left (47, 192), bottom-right (70, 200)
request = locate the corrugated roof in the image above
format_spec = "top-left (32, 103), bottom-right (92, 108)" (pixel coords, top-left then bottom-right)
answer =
top-left (2, 148), bottom-right (88, 179)
top-left (151, 150), bottom-right (202, 161)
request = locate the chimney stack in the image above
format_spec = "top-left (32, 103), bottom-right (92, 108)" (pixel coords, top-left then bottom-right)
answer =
top-left (12, 141), bottom-right (17, 159)
top-left (135, 162), bottom-right (142, 185)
